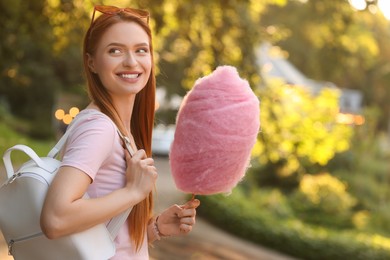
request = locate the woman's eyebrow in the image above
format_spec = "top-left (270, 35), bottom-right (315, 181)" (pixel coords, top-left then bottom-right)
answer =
top-left (134, 42), bottom-right (150, 48)
top-left (105, 42), bottom-right (149, 48)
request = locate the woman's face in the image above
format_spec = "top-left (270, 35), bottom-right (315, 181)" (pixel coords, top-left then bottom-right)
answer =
top-left (88, 21), bottom-right (152, 98)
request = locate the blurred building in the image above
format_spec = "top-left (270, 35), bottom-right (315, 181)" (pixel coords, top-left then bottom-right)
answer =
top-left (256, 43), bottom-right (363, 116)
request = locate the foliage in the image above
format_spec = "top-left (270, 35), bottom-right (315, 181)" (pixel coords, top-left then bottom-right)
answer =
top-left (43, 0), bottom-right (92, 94)
top-left (0, 0), bottom-right (289, 129)
top-left (1, 0), bottom-right (389, 257)
top-left (251, 81), bottom-right (353, 187)
top-left (140, 0), bottom-right (286, 119)
top-left (261, 0), bottom-right (390, 130)
top-left (329, 108), bottom-right (390, 235)
top-left (290, 173), bottom-right (356, 228)
top-left (198, 190), bottom-right (390, 260)
top-left (248, 188), bottom-right (295, 220)
top-left (0, 0), bottom-right (62, 138)
top-left (2, 0), bottom-right (390, 132)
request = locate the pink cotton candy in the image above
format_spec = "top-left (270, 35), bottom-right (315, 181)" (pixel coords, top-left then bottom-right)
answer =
top-left (169, 66), bottom-right (260, 195)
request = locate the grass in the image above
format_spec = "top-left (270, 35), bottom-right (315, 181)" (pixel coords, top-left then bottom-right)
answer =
top-left (0, 121), bottom-right (54, 182)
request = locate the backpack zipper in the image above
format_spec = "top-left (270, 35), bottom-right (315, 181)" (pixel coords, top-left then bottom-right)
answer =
top-left (8, 232), bottom-right (43, 255)
top-left (7, 173), bottom-right (21, 184)
top-left (7, 172), bottom-right (49, 186)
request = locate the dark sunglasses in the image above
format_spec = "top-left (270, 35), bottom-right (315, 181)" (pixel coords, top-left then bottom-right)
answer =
top-left (90, 5), bottom-right (150, 27)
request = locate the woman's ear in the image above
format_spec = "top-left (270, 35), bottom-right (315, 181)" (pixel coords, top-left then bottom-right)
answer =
top-left (86, 53), bottom-right (97, 73)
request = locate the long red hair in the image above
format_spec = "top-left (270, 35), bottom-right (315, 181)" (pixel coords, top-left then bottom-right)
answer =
top-left (83, 12), bottom-right (155, 251)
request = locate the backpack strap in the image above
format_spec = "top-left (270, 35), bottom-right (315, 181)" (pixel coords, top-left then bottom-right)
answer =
top-left (117, 129), bottom-right (135, 157)
top-left (47, 109), bottom-right (134, 239)
top-left (106, 207), bottom-right (133, 239)
top-left (105, 131), bottom-right (135, 239)
top-left (3, 145), bottom-right (58, 179)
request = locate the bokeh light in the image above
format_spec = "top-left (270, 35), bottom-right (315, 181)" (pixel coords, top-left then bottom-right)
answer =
top-left (54, 109), bottom-right (65, 120)
top-left (69, 107), bottom-right (80, 117)
top-left (349, 0), bottom-right (366, 11)
top-left (62, 114), bottom-right (73, 125)
top-left (378, 0), bottom-right (390, 20)
top-left (54, 107), bottom-right (80, 125)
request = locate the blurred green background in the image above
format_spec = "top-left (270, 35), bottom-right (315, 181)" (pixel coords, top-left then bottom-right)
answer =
top-left (1, 0), bottom-right (390, 259)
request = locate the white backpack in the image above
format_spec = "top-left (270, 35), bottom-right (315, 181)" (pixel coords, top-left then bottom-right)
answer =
top-left (0, 111), bottom-right (132, 260)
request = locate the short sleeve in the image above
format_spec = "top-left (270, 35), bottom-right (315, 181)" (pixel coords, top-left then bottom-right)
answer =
top-left (61, 111), bottom-right (117, 181)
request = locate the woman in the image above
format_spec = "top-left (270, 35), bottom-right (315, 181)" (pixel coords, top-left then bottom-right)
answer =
top-left (40, 5), bottom-right (200, 259)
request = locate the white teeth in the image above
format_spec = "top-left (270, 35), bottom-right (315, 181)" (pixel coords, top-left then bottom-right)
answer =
top-left (120, 74), bottom-right (138, 79)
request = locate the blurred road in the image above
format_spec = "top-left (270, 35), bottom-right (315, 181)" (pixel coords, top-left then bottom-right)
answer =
top-left (151, 157), bottom-right (295, 260)
top-left (0, 158), bottom-right (296, 260)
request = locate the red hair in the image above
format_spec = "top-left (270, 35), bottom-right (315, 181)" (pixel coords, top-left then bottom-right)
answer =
top-left (83, 12), bottom-right (155, 251)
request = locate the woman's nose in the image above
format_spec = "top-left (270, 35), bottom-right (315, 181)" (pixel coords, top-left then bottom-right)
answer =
top-left (123, 52), bottom-right (137, 67)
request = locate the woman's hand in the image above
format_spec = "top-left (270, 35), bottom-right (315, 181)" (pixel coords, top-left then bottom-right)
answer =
top-left (124, 149), bottom-right (157, 202)
top-left (157, 199), bottom-right (201, 237)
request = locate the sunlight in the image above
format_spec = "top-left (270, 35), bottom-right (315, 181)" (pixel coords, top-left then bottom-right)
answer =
top-left (349, 0), bottom-right (390, 20)
top-left (349, 0), bottom-right (366, 11)
top-left (378, 0), bottom-right (390, 20)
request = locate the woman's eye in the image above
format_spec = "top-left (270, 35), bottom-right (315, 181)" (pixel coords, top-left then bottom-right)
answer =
top-left (137, 48), bottom-right (149, 54)
top-left (109, 48), bottom-right (122, 54)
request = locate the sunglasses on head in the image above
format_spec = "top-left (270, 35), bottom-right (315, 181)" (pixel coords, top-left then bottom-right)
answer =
top-left (90, 5), bottom-right (150, 27)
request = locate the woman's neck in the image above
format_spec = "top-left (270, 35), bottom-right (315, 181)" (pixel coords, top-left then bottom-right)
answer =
top-left (87, 95), bottom-right (135, 134)
top-left (113, 95), bottom-right (135, 134)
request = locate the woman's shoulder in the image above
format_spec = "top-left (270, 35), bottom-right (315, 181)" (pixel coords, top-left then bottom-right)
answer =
top-left (69, 109), bottom-right (117, 139)
top-left (75, 109), bottom-right (115, 127)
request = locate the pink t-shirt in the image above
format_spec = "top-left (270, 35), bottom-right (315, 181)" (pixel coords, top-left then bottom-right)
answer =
top-left (61, 109), bottom-right (149, 259)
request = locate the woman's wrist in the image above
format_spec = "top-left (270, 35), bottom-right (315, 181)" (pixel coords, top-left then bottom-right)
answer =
top-left (152, 215), bottom-right (162, 240)
top-left (151, 215), bottom-right (169, 241)
top-left (121, 186), bottom-right (145, 206)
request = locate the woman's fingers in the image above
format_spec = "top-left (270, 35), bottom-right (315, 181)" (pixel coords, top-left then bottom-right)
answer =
top-left (124, 148), bottom-right (157, 199)
top-left (180, 216), bottom-right (195, 225)
top-left (126, 150), bottom-right (155, 170)
top-left (142, 157), bottom-right (155, 166)
top-left (181, 199), bottom-right (200, 210)
top-left (179, 223), bottom-right (192, 233)
top-left (178, 200), bottom-right (199, 233)
top-left (178, 207), bottom-right (197, 218)
top-left (131, 149), bottom-right (147, 160)
top-left (125, 149), bottom-right (156, 172)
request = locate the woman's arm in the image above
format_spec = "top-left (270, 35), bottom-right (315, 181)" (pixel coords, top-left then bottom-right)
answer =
top-left (41, 149), bottom-right (157, 239)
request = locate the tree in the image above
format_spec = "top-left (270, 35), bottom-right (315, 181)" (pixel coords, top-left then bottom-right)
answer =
top-left (0, 0), bottom-right (61, 138)
top-left (136, 0), bottom-right (286, 114)
top-left (252, 80), bottom-right (353, 188)
top-left (43, 0), bottom-right (92, 95)
top-left (260, 0), bottom-right (390, 131)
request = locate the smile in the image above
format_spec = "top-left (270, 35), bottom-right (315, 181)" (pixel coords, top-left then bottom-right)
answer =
top-left (118, 73), bottom-right (140, 79)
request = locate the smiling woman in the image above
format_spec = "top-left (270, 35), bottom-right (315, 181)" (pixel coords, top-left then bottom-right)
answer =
top-left (86, 22), bottom-right (152, 97)
top-left (38, 5), bottom-right (200, 260)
